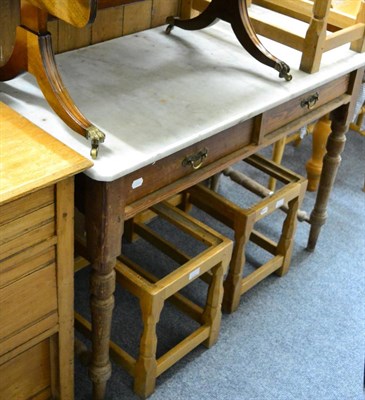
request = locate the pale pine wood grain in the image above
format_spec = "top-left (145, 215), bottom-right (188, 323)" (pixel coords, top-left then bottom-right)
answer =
top-left (0, 339), bottom-right (51, 398)
top-left (0, 186), bottom-right (53, 225)
top-left (92, 6), bottom-right (124, 43)
top-left (0, 222), bottom-right (55, 261)
top-left (26, 0), bottom-right (97, 28)
top-left (47, 18), bottom-right (59, 53)
top-left (0, 245), bottom-right (56, 288)
top-left (0, 103), bottom-right (92, 205)
top-left (0, 103), bottom-right (90, 400)
top-left (123, 0), bottom-right (152, 35)
top-left (151, 0), bottom-right (179, 27)
top-left (55, 178), bottom-right (75, 399)
top-left (0, 264), bottom-right (58, 341)
top-left (57, 19), bottom-right (92, 53)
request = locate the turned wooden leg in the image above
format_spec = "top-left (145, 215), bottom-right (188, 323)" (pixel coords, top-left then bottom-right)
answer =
top-left (306, 115), bottom-right (332, 192)
top-left (222, 216), bottom-right (254, 314)
top-left (202, 261), bottom-right (226, 347)
top-left (85, 179), bottom-right (125, 400)
top-left (89, 268), bottom-right (115, 400)
top-left (269, 137), bottom-right (286, 191)
top-left (134, 295), bottom-right (164, 398)
top-left (307, 107), bottom-right (348, 251)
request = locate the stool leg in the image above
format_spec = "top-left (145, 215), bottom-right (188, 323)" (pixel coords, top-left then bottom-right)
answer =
top-left (276, 196), bottom-right (300, 277)
top-left (223, 216), bottom-right (255, 313)
top-left (269, 137), bottom-right (286, 191)
top-left (202, 261), bottom-right (226, 348)
top-left (134, 295), bottom-right (164, 398)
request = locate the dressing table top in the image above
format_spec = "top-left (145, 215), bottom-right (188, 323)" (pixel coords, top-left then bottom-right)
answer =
top-left (1, 18), bottom-right (364, 182)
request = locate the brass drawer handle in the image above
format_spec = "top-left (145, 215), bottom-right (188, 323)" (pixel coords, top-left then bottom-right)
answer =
top-left (301, 92), bottom-right (319, 109)
top-left (182, 148), bottom-right (208, 170)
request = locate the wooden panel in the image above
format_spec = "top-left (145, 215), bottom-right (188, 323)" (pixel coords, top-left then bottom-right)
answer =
top-left (57, 20), bottom-right (92, 53)
top-left (0, 186), bottom-right (54, 226)
top-left (47, 18), bottom-right (59, 54)
top-left (51, 0), bottom-right (178, 52)
top-left (0, 222), bottom-right (55, 261)
top-left (262, 75), bottom-right (350, 136)
top-left (151, 0), bottom-right (179, 27)
top-left (0, 245), bottom-right (56, 289)
top-left (99, 0), bottom-right (145, 7)
top-left (0, 265), bottom-right (58, 341)
top-left (0, 339), bottom-right (51, 400)
top-left (123, 0), bottom-right (152, 35)
top-left (0, 204), bottom-right (54, 246)
top-left (91, 6), bottom-right (124, 43)
top-left (0, 317), bottom-right (58, 358)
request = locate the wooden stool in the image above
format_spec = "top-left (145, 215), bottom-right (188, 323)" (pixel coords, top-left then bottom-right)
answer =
top-left (115, 201), bottom-right (232, 398)
top-left (185, 154), bottom-right (307, 314)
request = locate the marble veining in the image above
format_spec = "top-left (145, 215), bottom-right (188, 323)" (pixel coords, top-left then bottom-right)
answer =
top-left (1, 20), bottom-right (364, 181)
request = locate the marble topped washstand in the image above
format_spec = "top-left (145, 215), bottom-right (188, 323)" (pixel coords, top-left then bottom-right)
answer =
top-left (1, 21), bottom-right (364, 399)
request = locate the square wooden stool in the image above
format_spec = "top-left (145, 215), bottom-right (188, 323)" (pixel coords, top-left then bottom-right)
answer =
top-left (185, 154), bottom-right (307, 313)
top-left (115, 201), bottom-right (232, 398)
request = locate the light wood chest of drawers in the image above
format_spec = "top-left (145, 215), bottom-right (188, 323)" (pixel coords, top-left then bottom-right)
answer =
top-left (0, 103), bottom-right (92, 399)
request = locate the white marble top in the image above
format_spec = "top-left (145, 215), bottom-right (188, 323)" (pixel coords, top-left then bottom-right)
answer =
top-left (1, 15), bottom-right (364, 182)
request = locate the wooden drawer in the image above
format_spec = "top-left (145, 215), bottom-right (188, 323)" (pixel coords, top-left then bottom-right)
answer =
top-left (0, 187), bottom-right (55, 261)
top-left (261, 75), bottom-right (349, 136)
top-left (0, 264), bottom-right (58, 351)
top-left (123, 119), bottom-right (254, 205)
top-left (0, 339), bottom-right (52, 400)
top-left (121, 73), bottom-right (350, 212)
top-left (0, 186), bottom-right (54, 225)
top-left (0, 244), bottom-right (56, 288)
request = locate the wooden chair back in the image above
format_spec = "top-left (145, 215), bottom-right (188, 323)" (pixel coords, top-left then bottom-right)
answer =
top-left (182, 0), bottom-right (365, 73)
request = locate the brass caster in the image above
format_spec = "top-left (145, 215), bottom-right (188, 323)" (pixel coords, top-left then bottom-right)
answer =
top-left (283, 73), bottom-right (293, 81)
top-left (90, 146), bottom-right (98, 160)
top-left (277, 61), bottom-right (292, 82)
top-left (86, 125), bottom-right (105, 159)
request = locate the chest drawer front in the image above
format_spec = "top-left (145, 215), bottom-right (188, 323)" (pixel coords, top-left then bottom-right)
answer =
top-left (0, 264), bottom-right (58, 343)
top-left (262, 75), bottom-right (350, 136)
top-left (0, 186), bottom-right (55, 261)
top-left (124, 119), bottom-right (254, 204)
top-left (0, 339), bottom-right (52, 400)
top-left (0, 186), bottom-right (54, 226)
top-left (0, 245), bottom-right (56, 289)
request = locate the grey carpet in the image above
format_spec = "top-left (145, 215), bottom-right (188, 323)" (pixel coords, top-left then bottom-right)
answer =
top-left (74, 129), bottom-right (365, 400)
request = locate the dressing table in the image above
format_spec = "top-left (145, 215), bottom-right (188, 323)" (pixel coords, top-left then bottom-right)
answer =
top-left (1, 20), bottom-right (364, 398)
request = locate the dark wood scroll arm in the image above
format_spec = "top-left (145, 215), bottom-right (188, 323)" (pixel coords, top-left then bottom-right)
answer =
top-left (166, 0), bottom-right (292, 81)
top-left (0, 3), bottom-right (104, 159)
